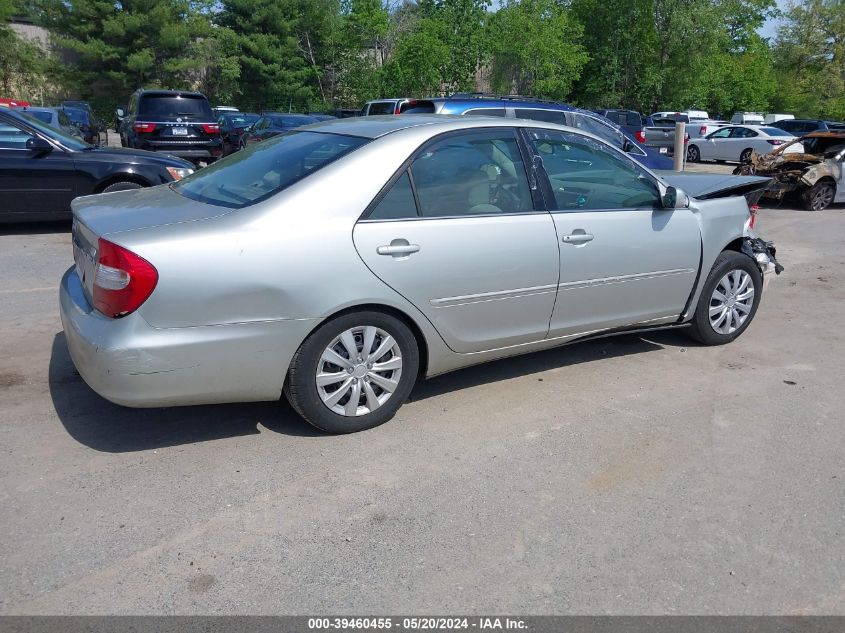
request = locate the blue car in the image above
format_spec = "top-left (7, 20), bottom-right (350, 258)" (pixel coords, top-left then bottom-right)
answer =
top-left (397, 94), bottom-right (673, 170)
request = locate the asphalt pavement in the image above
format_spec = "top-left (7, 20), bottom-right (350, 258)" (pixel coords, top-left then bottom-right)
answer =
top-left (1, 182), bottom-right (843, 614)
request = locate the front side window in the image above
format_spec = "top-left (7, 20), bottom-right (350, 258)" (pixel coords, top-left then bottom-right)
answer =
top-left (173, 131), bottom-right (368, 209)
top-left (709, 128), bottom-right (732, 139)
top-left (409, 130), bottom-right (533, 217)
top-left (0, 121), bottom-right (34, 149)
top-left (527, 129), bottom-right (660, 211)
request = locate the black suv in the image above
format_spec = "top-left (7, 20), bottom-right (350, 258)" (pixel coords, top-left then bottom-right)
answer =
top-left (116, 90), bottom-right (223, 164)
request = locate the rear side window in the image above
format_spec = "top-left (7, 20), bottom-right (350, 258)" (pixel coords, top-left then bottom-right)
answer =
top-left (27, 111), bottom-right (52, 124)
top-left (367, 102), bottom-right (396, 115)
top-left (173, 131), bottom-right (368, 209)
top-left (139, 95), bottom-right (213, 119)
top-left (410, 130), bottom-right (533, 217)
top-left (369, 172), bottom-right (418, 220)
top-left (515, 109), bottom-right (566, 124)
top-left (463, 108), bottom-right (506, 117)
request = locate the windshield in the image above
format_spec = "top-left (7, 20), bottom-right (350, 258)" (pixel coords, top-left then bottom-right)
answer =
top-left (139, 95), bottom-right (213, 119)
top-left (20, 112), bottom-right (90, 149)
top-left (173, 131), bottom-right (369, 209)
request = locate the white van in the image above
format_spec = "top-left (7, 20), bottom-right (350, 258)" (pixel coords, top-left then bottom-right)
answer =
top-left (764, 113), bottom-right (795, 124)
top-left (731, 112), bottom-right (765, 124)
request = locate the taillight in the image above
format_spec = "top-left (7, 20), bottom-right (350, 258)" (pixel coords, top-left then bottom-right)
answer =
top-left (92, 238), bottom-right (158, 318)
top-left (684, 133), bottom-right (690, 144)
top-left (202, 123), bottom-right (220, 134)
top-left (635, 130), bottom-right (645, 144)
top-left (767, 139), bottom-right (784, 145)
top-left (749, 204), bottom-right (759, 229)
top-left (133, 122), bottom-right (156, 133)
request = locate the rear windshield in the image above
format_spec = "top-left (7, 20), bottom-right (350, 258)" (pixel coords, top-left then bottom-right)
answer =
top-left (399, 101), bottom-right (435, 114)
top-left (173, 131), bottom-right (368, 209)
top-left (604, 110), bottom-right (642, 126)
top-left (26, 111), bottom-right (52, 124)
top-left (761, 127), bottom-right (793, 136)
top-left (270, 115), bottom-right (319, 128)
top-left (64, 108), bottom-right (88, 124)
top-left (222, 113), bottom-right (258, 127)
top-left (139, 95), bottom-right (213, 119)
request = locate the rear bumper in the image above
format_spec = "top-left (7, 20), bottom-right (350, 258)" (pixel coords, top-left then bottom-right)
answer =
top-left (136, 139), bottom-right (223, 160)
top-left (59, 267), bottom-right (319, 408)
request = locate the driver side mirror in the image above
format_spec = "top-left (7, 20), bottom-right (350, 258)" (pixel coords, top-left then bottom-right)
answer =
top-left (26, 137), bottom-right (53, 154)
top-left (660, 185), bottom-right (689, 209)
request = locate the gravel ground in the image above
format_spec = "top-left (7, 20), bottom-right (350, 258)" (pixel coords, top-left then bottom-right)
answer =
top-left (0, 185), bottom-right (843, 614)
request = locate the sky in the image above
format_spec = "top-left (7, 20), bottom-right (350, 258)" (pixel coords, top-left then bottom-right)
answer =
top-left (758, 0), bottom-right (791, 40)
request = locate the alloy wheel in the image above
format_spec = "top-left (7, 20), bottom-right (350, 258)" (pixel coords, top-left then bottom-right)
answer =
top-left (810, 185), bottom-right (834, 210)
top-left (316, 326), bottom-right (403, 417)
top-left (709, 269), bottom-right (755, 335)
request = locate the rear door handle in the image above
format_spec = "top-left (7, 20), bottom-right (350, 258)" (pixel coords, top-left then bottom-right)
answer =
top-left (561, 233), bottom-right (594, 245)
top-left (377, 243), bottom-right (420, 257)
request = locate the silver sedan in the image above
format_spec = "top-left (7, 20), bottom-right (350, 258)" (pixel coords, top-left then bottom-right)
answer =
top-left (61, 116), bottom-right (780, 433)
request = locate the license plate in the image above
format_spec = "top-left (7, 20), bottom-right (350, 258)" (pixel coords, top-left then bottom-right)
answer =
top-left (172, 127), bottom-right (188, 136)
top-left (659, 147), bottom-right (668, 154)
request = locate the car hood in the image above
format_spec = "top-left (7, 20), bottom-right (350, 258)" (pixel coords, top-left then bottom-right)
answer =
top-left (71, 182), bottom-right (233, 236)
top-left (79, 146), bottom-right (193, 168)
top-left (655, 171), bottom-right (771, 199)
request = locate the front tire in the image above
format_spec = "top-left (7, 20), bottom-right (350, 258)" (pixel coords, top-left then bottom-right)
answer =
top-left (285, 311), bottom-right (419, 433)
top-left (687, 251), bottom-right (762, 346)
top-left (801, 181), bottom-right (835, 211)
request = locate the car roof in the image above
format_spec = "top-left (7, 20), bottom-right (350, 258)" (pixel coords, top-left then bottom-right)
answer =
top-left (137, 89), bottom-right (207, 98)
top-left (304, 113), bottom-right (606, 140)
top-left (20, 106), bottom-right (58, 114)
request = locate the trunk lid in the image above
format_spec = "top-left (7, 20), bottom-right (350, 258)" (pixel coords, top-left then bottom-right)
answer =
top-left (71, 185), bottom-right (235, 303)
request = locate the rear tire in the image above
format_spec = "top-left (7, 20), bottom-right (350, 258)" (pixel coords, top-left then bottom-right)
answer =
top-left (687, 251), bottom-right (762, 346)
top-left (687, 144), bottom-right (700, 162)
top-left (739, 148), bottom-right (753, 164)
top-left (285, 311), bottom-right (419, 434)
top-left (801, 181), bottom-right (835, 211)
top-left (101, 181), bottom-right (143, 193)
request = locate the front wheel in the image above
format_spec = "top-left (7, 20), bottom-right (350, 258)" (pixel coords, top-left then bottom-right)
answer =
top-left (801, 181), bottom-right (835, 211)
top-left (285, 311), bottom-right (420, 433)
top-left (687, 144), bottom-right (700, 162)
top-left (687, 251), bottom-right (762, 345)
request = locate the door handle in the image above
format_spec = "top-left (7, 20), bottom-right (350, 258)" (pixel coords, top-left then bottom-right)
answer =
top-left (377, 242), bottom-right (420, 257)
top-left (561, 232), bottom-right (594, 245)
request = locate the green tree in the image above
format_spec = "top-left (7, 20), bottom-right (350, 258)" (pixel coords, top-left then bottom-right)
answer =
top-left (218, 0), bottom-right (334, 111)
top-left (772, 0), bottom-right (845, 119)
top-left (0, 0), bottom-right (49, 98)
top-left (487, 0), bottom-right (589, 100)
top-left (35, 0), bottom-right (213, 106)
